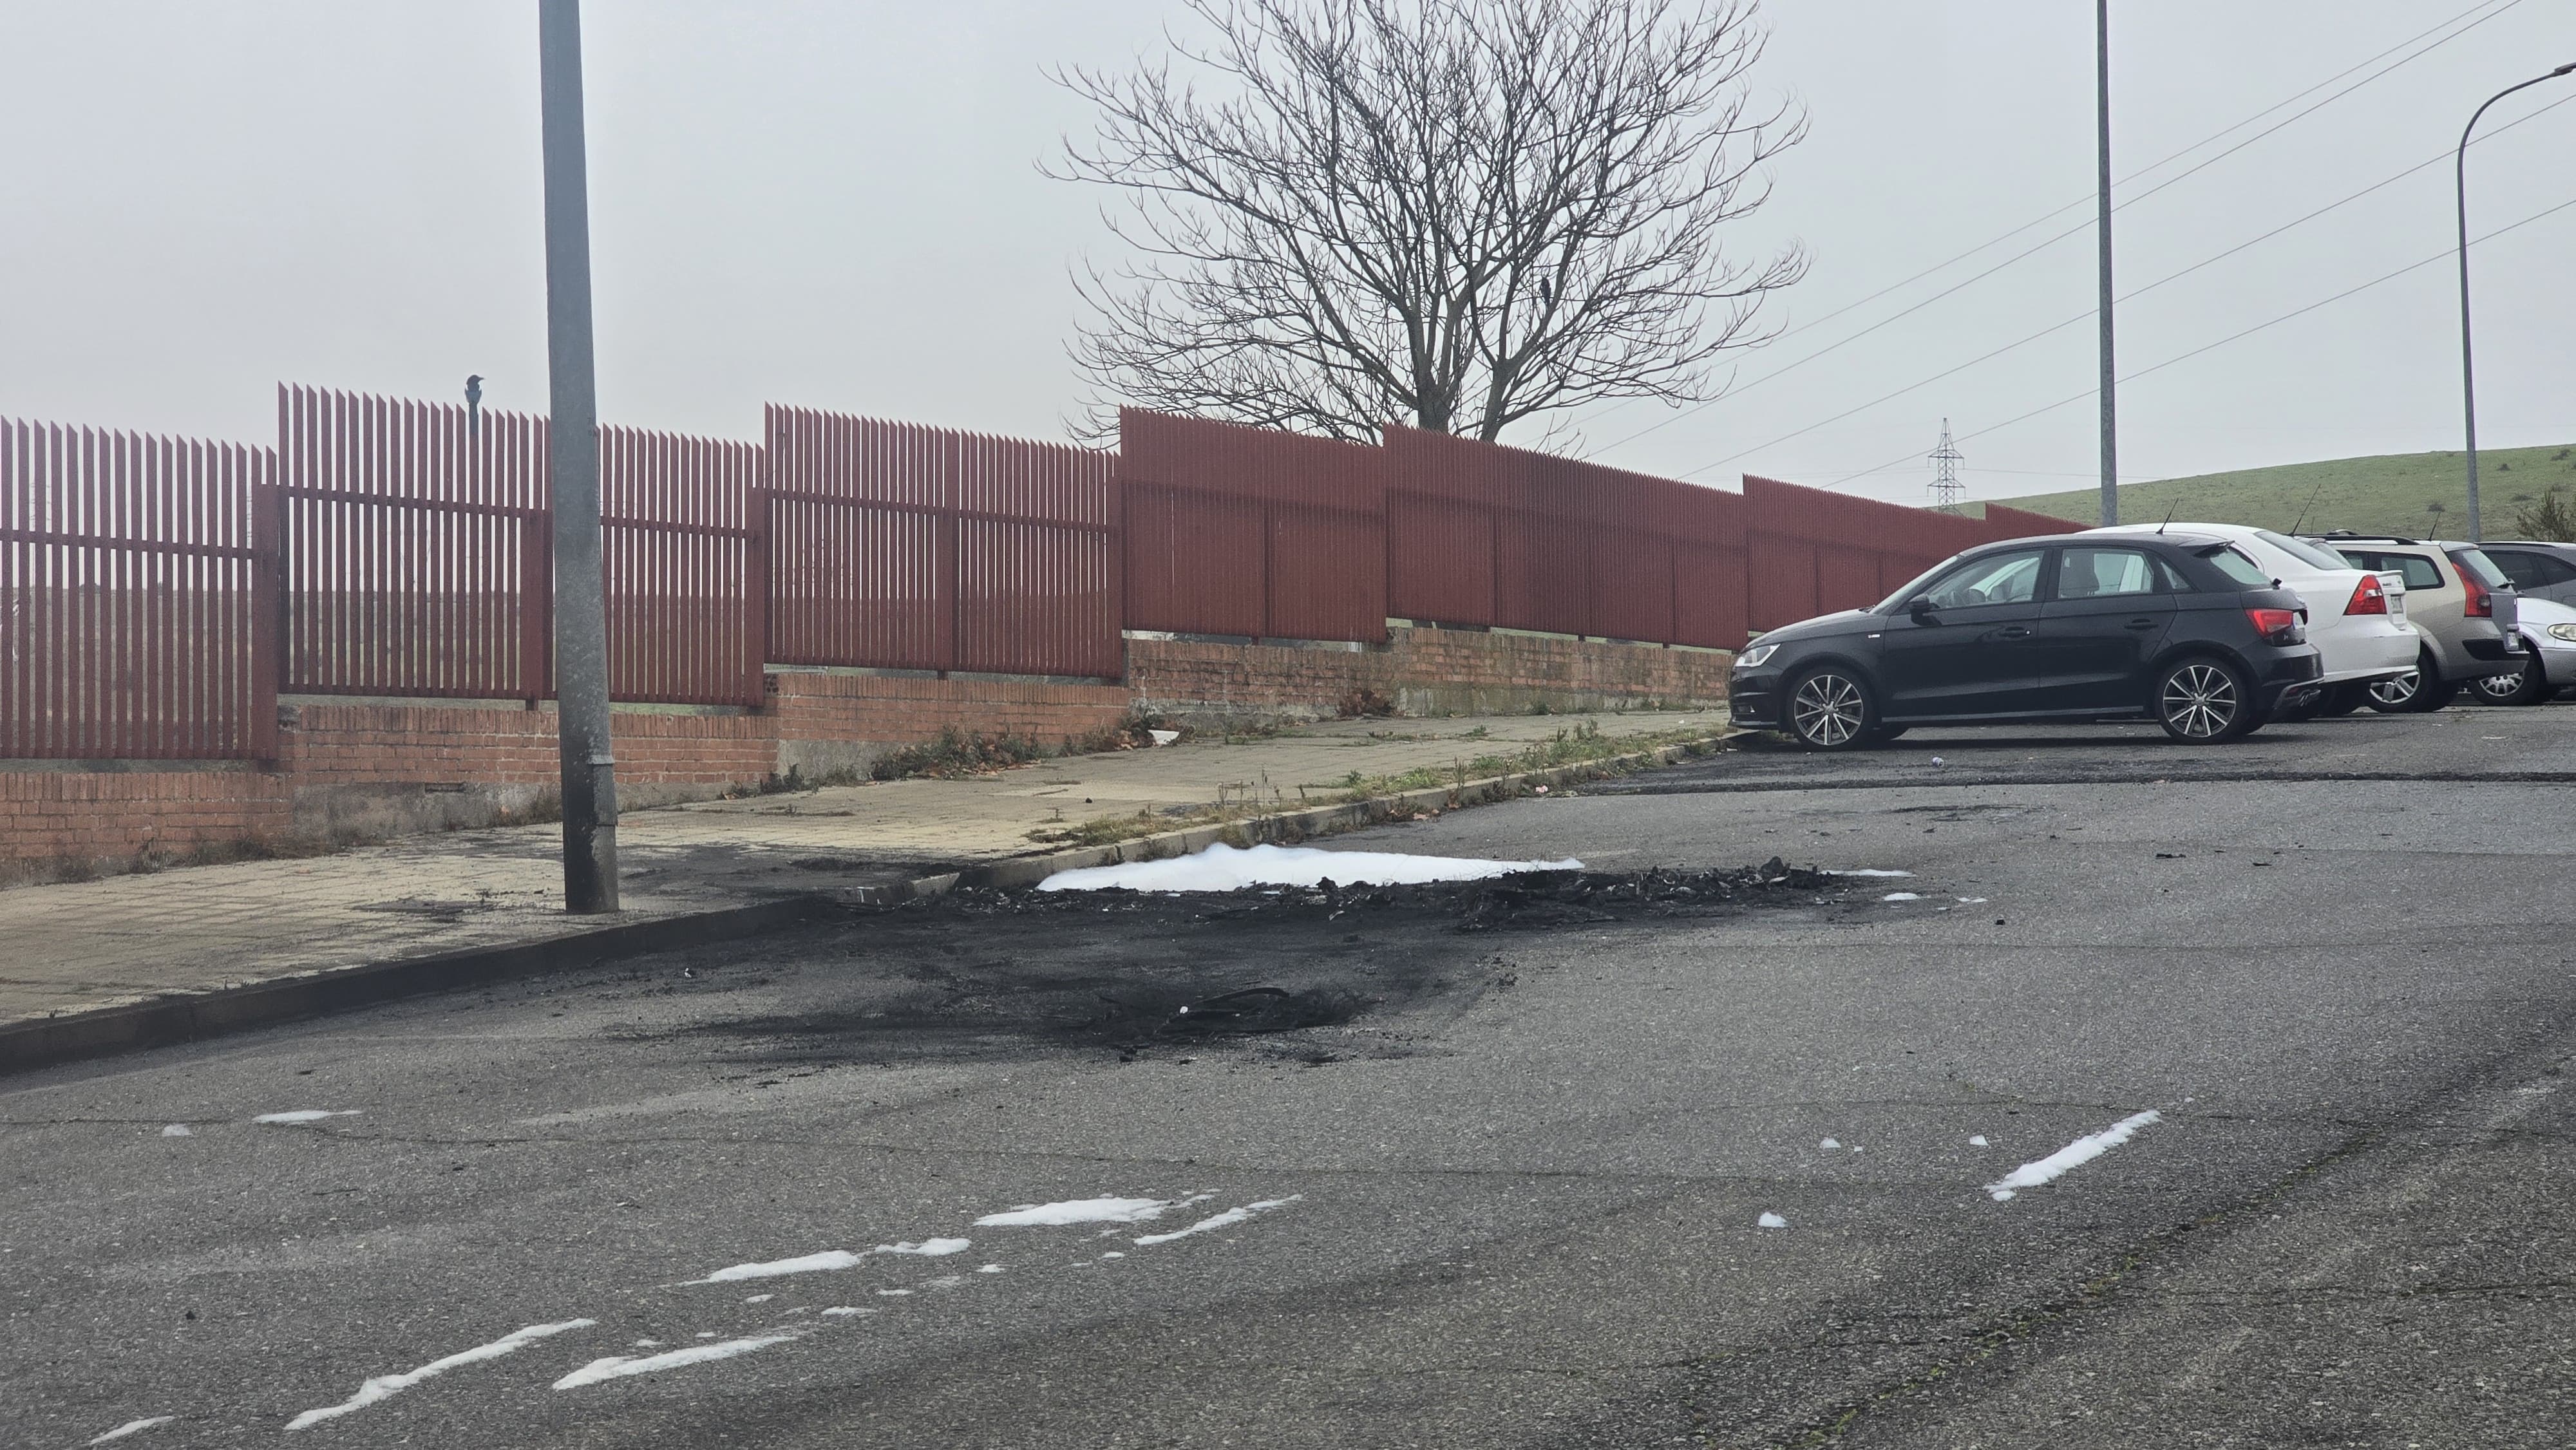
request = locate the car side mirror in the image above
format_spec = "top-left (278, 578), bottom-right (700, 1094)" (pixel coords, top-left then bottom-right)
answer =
top-left (1906, 598), bottom-right (1937, 621)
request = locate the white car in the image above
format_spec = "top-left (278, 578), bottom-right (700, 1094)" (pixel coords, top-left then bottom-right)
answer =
top-left (2086, 523), bottom-right (2416, 715)
top-left (2469, 593), bottom-right (2576, 706)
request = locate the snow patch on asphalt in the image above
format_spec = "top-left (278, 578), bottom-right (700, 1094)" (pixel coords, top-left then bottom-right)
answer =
top-left (1757, 1212), bottom-right (1788, 1229)
top-left (159, 1125), bottom-right (191, 1137)
top-left (1880, 892), bottom-right (1922, 902)
top-left (1132, 1197), bottom-right (1301, 1246)
top-left (1970, 1135), bottom-right (1989, 1147)
top-left (1036, 842), bottom-right (1581, 893)
top-left (1819, 1138), bottom-right (1841, 1150)
top-left (254, 1111), bottom-right (359, 1124)
top-left (1986, 1111), bottom-right (2163, 1201)
top-left (820, 1307), bottom-right (871, 1317)
top-left (88, 1418), bottom-right (176, 1445)
top-left (975, 1196), bottom-right (1190, 1227)
top-left (687, 1238), bottom-right (970, 1284)
top-left (287, 1319), bottom-right (594, 1429)
top-left (1829, 869), bottom-right (1913, 878)
top-left (554, 1333), bottom-right (800, 1390)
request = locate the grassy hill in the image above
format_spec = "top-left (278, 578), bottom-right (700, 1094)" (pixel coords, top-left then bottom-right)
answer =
top-left (1993, 442), bottom-right (2576, 539)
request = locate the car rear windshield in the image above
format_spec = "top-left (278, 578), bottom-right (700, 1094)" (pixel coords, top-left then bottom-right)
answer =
top-left (2335, 549), bottom-right (2445, 590)
top-left (2199, 545), bottom-right (2273, 587)
top-left (2449, 547), bottom-right (2511, 588)
top-left (2254, 530), bottom-right (2356, 572)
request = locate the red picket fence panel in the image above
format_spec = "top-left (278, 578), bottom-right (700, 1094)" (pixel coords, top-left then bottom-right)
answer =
top-left (1381, 426), bottom-right (1745, 649)
top-left (278, 385), bottom-right (551, 701)
top-left (600, 428), bottom-right (764, 706)
top-left (1, 417), bottom-right (276, 759)
top-left (1118, 410), bottom-right (1387, 643)
top-left (766, 408), bottom-right (1121, 679)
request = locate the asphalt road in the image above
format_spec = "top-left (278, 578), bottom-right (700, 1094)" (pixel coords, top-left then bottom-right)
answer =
top-left (8, 700), bottom-right (2575, 1448)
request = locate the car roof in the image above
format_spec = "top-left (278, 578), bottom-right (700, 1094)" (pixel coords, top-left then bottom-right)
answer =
top-left (2479, 539), bottom-right (2576, 550)
top-left (2303, 533), bottom-right (2476, 551)
top-left (1967, 529), bottom-right (2225, 552)
top-left (2086, 522), bottom-right (2260, 543)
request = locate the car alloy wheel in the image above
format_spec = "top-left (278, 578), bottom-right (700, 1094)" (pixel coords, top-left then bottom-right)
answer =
top-left (2159, 661), bottom-right (2240, 740)
top-left (1788, 670), bottom-right (1868, 749)
top-left (2367, 670), bottom-right (2420, 711)
top-left (2473, 668), bottom-right (2524, 703)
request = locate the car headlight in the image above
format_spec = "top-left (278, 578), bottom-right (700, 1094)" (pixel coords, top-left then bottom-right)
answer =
top-left (2549, 623), bottom-right (2576, 645)
top-left (1736, 643), bottom-right (1778, 669)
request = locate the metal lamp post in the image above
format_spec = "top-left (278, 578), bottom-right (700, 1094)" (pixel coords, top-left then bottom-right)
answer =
top-left (2455, 61), bottom-right (2575, 542)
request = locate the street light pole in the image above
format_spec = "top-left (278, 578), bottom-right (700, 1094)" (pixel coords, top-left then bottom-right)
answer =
top-left (538, 0), bottom-right (619, 913)
top-left (2455, 61), bottom-right (2575, 543)
top-left (2096, 0), bottom-right (2117, 527)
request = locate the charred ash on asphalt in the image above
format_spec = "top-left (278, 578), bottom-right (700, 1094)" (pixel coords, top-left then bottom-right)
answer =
top-left (659, 860), bottom-right (1864, 1068)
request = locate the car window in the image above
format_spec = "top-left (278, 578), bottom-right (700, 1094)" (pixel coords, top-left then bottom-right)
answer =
top-left (1919, 549), bottom-right (2047, 610)
top-left (2526, 552), bottom-right (2576, 585)
top-left (2150, 555), bottom-right (2193, 592)
top-left (2336, 549), bottom-right (2445, 590)
top-left (2200, 545), bottom-right (2273, 588)
top-left (2449, 547), bottom-right (2511, 589)
top-left (2253, 530), bottom-right (2355, 572)
top-left (2056, 547), bottom-right (2161, 599)
top-left (2488, 549), bottom-right (2547, 588)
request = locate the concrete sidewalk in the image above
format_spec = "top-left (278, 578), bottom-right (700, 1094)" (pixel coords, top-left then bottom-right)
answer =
top-left (0, 709), bottom-right (1727, 1060)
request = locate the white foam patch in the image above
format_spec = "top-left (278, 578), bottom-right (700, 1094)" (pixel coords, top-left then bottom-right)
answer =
top-left (89, 1418), bottom-right (176, 1445)
top-left (553, 1333), bottom-right (800, 1390)
top-left (1970, 1135), bottom-right (1989, 1147)
top-left (976, 1196), bottom-right (1180, 1227)
top-left (1986, 1111), bottom-right (2162, 1201)
top-left (160, 1125), bottom-right (191, 1137)
top-left (1133, 1196), bottom-right (1301, 1246)
top-left (1880, 892), bottom-right (1922, 902)
top-left (878, 1238), bottom-right (971, 1257)
top-left (743, 1294), bottom-right (773, 1303)
top-left (1830, 869), bottom-right (1913, 878)
top-left (287, 1319), bottom-right (594, 1429)
top-left (1757, 1212), bottom-right (1788, 1229)
top-left (820, 1306), bottom-right (871, 1317)
top-left (977, 1263), bottom-right (1005, 1274)
top-left (687, 1238), bottom-right (971, 1285)
top-left (1036, 842), bottom-right (1581, 894)
top-left (255, 1111), bottom-right (359, 1124)
top-left (690, 1250), bottom-right (863, 1283)
top-left (1819, 1138), bottom-right (1841, 1150)
top-left (1958, 897), bottom-right (1989, 904)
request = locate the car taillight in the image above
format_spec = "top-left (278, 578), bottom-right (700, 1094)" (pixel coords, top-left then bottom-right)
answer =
top-left (2246, 607), bottom-right (2304, 645)
top-left (2344, 574), bottom-right (2387, 616)
top-left (2459, 566), bottom-right (2493, 617)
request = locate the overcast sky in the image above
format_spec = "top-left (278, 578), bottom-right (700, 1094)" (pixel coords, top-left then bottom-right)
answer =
top-left (2, 1), bottom-right (2568, 507)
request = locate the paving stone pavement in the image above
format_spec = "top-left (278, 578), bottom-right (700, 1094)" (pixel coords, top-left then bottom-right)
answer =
top-left (0, 710), bottom-right (1719, 1031)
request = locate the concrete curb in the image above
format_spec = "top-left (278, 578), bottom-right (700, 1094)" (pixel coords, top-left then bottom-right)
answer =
top-left (1, 727), bottom-right (1738, 1077)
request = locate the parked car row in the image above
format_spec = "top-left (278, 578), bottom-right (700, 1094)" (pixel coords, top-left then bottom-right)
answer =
top-left (1729, 522), bottom-right (2545, 749)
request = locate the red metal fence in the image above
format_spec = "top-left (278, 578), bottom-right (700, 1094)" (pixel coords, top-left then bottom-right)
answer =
top-left (8, 388), bottom-right (2085, 762)
top-left (1119, 410), bottom-right (1386, 643)
top-left (279, 385), bottom-right (552, 701)
top-left (2, 418), bottom-right (276, 759)
top-left (767, 408), bottom-right (1121, 679)
top-left (601, 427), bottom-right (765, 706)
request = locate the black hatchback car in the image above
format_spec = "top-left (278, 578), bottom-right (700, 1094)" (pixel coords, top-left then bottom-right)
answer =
top-left (1729, 532), bottom-right (2324, 748)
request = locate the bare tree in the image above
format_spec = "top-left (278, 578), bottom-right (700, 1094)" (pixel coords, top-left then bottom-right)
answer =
top-left (1052, 0), bottom-right (1805, 444)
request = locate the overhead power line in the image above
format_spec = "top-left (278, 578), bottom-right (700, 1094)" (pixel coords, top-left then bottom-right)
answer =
top-left (1591, 0), bottom-right (2529, 457)
top-left (1672, 91), bottom-right (2575, 481)
top-left (1809, 191), bottom-right (2576, 491)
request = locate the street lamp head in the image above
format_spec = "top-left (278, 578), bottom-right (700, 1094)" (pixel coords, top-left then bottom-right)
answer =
top-left (2553, 62), bottom-right (2576, 77)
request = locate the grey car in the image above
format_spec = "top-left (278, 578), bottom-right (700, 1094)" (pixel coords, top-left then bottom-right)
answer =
top-left (2478, 540), bottom-right (2576, 608)
top-left (2303, 534), bottom-right (2523, 711)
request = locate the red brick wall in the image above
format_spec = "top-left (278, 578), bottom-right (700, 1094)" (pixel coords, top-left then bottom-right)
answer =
top-left (1130, 626), bottom-right (1730, 724)
top-left (1, 768), bottom-right (294, 879)
top-left (283, 701), bottom-right (776, 790)
top-left (769, 672), bottom-right (1134, 780)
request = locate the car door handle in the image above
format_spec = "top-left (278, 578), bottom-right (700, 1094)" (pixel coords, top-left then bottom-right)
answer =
top-left (2125, 617), bottom-right (2158, 630)
top-left (1996, 626), bottom-right (2032, 639)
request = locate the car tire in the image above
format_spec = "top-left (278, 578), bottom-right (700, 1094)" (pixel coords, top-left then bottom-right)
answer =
top-left (2315, 681), bottom-right (2371, 718)
top-left (1784, 665), bottom-right (1877, 751)
top-left (2154, 655), bottom-right (2259, 743)
top-left (2369, 651), bottom-right (2449, 713)
top-left (2472, 652), bottom-right (2549, 707)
